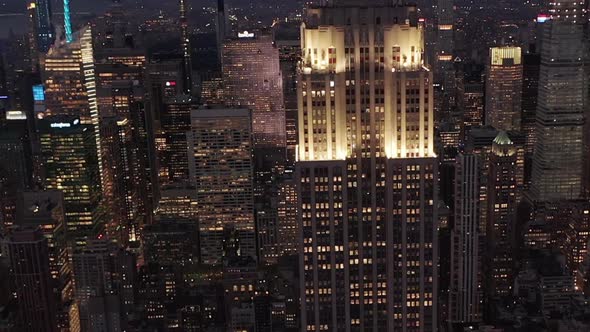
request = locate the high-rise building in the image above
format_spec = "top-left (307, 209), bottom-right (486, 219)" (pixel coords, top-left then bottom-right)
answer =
top-left (0, 120), bottom-right (32, 191)
top-left (449, 154), bottom-right (482, 326)
top-left (434, 0), bottom-right (457, 118)
top-left (43, 27), bottom-right (103, 189)
top-left (530, 0), bottom-right (587, 201)
top-left (222, 34), bottom-right (285, 147)
top-left (465, 128), bottom-right (525, 238)
top-left (179, 0), bottom-right (193, 94)
top-left (15, 190), bottom-right (74, 329)
top-left (142, 219), bottom-right (199, 266)
top-left (277, 171), bottom-right (298, 257)
top-left (156, 95), bottom-right (193, 187)
top-left (462, 80), bottom-right (484, 137)
top-left (485, 46), bottom-right (523, 131)
top-left (298, 2), bottom-right (438, 330)
top-left (187, 107), bottom-right (255, 265)
top-left (216, 0), bottom-right (227, 61)
top-left (1, 226), bottom-right (57, 331)
top-left (26, 1), bottom-right (52, 46)
top-left (38, 116), bottom-right (104, 241)
top-left (156, 184), bottom-right (198, 220)
top-left (486, 131), bottom-right (518, 298)
top-left (521, 52), bottom-right (540, 155)
top-left (27, 0), bottom-right (55, 69)
top-left (72, 239), bottom-right (136, 331)
top-left (101, 117), bottom-right (144, 244)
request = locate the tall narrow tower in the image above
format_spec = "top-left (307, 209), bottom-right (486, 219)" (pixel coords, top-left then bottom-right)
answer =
top-left (63, 0), bottom-right (73, 43)
top-left (179, 0), bottom-right (193, 94)
top-left (216, 0), bottom-right (226, 60)
top-left (297, 2), bottom-right (438, 330)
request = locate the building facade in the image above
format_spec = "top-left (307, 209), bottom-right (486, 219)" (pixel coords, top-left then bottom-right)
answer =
top-left (187, 108), bottom-right (256, 265)
top-left (449, 154), bottom-right (481, 325)
top-left (485, 46), bottom-right (523, 131)
top-left (530, 0), bottom-right (587, 201)
top-left (297, 2), bottom-right (438, 330)
top-left (222, 34), bottom-right (285, 147)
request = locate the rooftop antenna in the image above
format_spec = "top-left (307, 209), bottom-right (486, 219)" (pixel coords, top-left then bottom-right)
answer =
top-left (64, 0), bottom-right (73, 43)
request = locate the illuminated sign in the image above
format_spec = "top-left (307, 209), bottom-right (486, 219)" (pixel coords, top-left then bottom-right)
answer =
top-left (6, 111), bottom-right (26, 120)
top-left (537, 14), bottom-right (550, 23)
top-left (33, 84), bottom-right (45, 101)
top-left (50, 119), bottom-right (79, 129)
top-left (0, 96), bottom-right (8, 99)
top-left (165, 81), bottom-right (177, 87)
top-left (51, 122), bottom-right (72, 128)
top-left (238, 31), bottom-right (255, 38)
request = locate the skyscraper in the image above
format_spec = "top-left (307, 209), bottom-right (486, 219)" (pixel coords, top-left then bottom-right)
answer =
top-left (298, 2), bottom-right (438, 330)
top-left (15, 190), bottom-right (74, 329)
top-left (38, 116), bottom-right (103, 241)
top-left (486, 131), bottom-right (518, 298)
top-left (485, 46), bottom-right (523, 131)
top-left (434, 0), bottom-right (457, 118)
top-left (43, 27), bottom-right (103, 187)
top-left (449, 154), bottom-right (481, 326)
top-left (101, 117), bottom-right (144, 244)
top-left (216, 0), bottom-right (227, 60)
top-left (1, 226), bottom-right (57, 331)
top-left (187, 107), bottom-right (256, 265)
top-left (521, 52), bottom-right (540, 155)
top-left (222, 33), bottom-right (285, 147)
top-left (179, 0), bottom-right (193, 94)
top-left (27, 0), bottom-right (55, 69)
top-left (462, 80), bottom-right (484, 136)
top-left (156, 95), bottom-right (193, 186)
top-left (72, 239), bottom-right (136, 330)
top-left (530, 0), bottom-right (587, 201)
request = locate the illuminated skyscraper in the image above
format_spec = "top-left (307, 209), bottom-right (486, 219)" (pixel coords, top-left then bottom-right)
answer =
top-left (530, 0), bottom-right (587, 201)
top-left (298, 2), bottom-right (438, 330)
top-left (222, 33), bottom-right (285, 147)
top-left (449, 154), bottom-right (482, 326)
top-left (38, 116), bottom-right (103, 241)
top-left (187, 107), bottom-right (255, 265)
top-left (485, 47), bottom-right (523, 131)
top-left (43, 27), bottom-right (103, 189)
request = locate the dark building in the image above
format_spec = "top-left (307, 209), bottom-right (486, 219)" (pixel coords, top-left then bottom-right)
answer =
top-left (142, 219), bottom-right (199, 266)
top-left (1, 226), bottom-right (57, 331)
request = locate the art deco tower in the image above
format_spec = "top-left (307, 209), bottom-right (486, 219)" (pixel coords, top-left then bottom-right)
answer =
top-left (297, 1), bottom-right (438, 330)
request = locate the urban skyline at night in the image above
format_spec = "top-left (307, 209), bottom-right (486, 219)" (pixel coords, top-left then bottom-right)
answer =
top-left (1, 0), bottom-right (590, 331)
